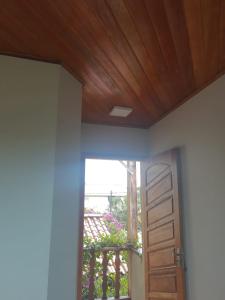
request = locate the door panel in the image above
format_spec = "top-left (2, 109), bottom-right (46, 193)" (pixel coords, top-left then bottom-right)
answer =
top-left (148, 221), bottom-right (175, 246)
top-left (149, 247), bottom-right (175, 268)
top-left (141, 149), bottom-right (185, 300)
top-left (147, 172), bottom-right (173, 204)
top-left (147, 196), bottom-right (173, 225)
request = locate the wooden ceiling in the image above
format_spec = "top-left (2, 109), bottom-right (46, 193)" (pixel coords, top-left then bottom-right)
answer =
top-left (0, 0), bottom-right (225, 128)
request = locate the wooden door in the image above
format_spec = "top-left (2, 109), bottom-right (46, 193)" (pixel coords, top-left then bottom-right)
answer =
top-left (141, 149), bottom-right (185, 300)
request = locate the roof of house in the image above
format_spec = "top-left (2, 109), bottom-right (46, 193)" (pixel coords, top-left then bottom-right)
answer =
top-left (84, 214), bottom-right (110, 241)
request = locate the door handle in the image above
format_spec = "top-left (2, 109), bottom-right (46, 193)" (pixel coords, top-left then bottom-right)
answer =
top-left (175, 248), bottom-right (185, 269)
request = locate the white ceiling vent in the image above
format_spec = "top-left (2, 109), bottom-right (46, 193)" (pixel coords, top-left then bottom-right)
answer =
top-left (109, 106), bottom-right (133, 117)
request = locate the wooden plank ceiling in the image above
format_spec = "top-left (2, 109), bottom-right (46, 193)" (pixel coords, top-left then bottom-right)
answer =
top-left (0, 0), bottom-right (224, 128)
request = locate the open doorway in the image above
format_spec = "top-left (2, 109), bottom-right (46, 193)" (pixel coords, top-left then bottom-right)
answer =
top-left (78, 149), bottom-right (186, 300)
top-left (81, 159), bottom-right (142, 300)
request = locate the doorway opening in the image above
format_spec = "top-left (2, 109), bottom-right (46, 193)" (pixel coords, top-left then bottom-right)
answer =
top-left (79, 149), bottom-right (186, 300)
top-left (81, 158), bottom-right (142, 300)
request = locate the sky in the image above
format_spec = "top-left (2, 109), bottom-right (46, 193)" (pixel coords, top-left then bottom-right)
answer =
top-left (84, 159), bottom-right (140, 213)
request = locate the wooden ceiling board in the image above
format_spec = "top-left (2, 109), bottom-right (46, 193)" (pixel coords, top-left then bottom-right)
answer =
top-left (162, 0), bottom-right (195, 92)
top-left (201, 0), bottom-right (221, 81)
top-left (0, 0), bottom-right (224, 128)
top-left (50, 0), bottom-right (158, 124)
top-left (107, 0), bottom-right (176, 111)
top-left (144, 1), bottom-right (192, 99)
top-left (123, 0), bottom-right (183, 104)
top-left (219, 0), bottom-right (225, 70)
top-left (83, 0), bottom-right (165, 118)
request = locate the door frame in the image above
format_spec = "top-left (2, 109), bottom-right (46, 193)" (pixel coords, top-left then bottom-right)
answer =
top-left (76, 153), bottom-right (145, 300)
top-left (76, 156), bottom-right (85, 300)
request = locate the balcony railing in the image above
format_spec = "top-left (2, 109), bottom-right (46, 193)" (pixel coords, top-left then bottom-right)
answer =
top-left (83, 246), bottom-right (132, 300)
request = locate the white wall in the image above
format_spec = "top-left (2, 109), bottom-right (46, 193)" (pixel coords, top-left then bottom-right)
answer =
top-left (0, 56), bottom-right (59, 300)
top-left (82, 123), bottom-right (149, 160)
top-left (47, 68), bottom-right (82, 300)
top-left (148, 76), bottom-right (225, 300)
top-left (0, 56), bottom-right (82, 300)
top-left (2, 54), bottom-right (224, 300)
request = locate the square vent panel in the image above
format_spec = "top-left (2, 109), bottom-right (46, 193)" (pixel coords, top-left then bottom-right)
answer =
top-left (109, 106), bottom-right (133, 117)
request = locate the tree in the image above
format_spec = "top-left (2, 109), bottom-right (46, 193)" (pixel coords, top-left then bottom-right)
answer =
top-left (107, 195), bottom-right (128, 229)
top-left (107, 187), bottom-right (142, 232)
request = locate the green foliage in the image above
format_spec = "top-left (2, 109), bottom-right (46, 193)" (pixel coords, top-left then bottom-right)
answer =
top-left (82, 222), bottom-right (129, 299)
top-left (94, 272), bottom-right (129, 298)
top-left (108, 188), bottom-right (142, 232)
top-left (82, 188), bottom-right (143, 299)
top-left (95, 231), bottom-right (127, 248)
top-left (108, 195), bottom-right (128, 229)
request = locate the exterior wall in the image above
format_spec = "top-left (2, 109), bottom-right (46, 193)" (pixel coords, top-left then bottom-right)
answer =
top-left (81, 123), bottom-right (149, 160)
top-left (147, 75), bottom-right (225, 300)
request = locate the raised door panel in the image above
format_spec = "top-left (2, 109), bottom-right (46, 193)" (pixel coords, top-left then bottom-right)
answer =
top-left (141, 149), bottom-right (185, 300)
